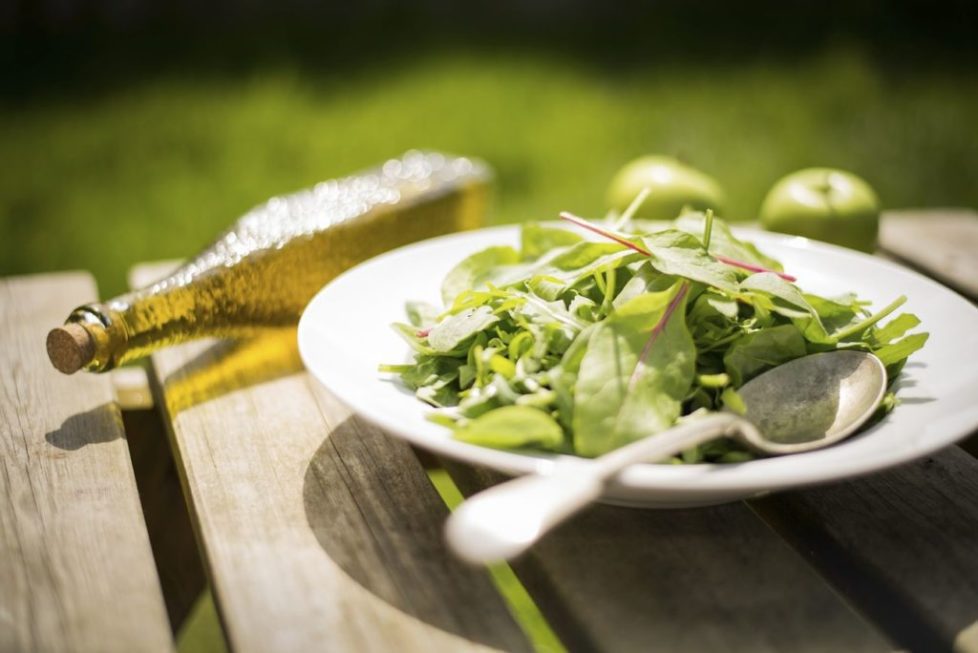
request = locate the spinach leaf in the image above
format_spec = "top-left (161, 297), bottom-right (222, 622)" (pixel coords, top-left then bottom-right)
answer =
top-left (453, 405), bottom-right (564, 450)
top-left (674, 213), bottom-right (783, 271)
top-left (740, 272), bottom-right (832, 343)
top-left (427, 306), bottom-right (499, 353)
top-left (520, 223), bottom-right (584, 260)
top-left (687, 289), bottom-right (742, 354)
top-left (613, 263), bottom-right (673, 308)
top-left (551, 323), bottom-right (596, 431)
top-left (639, 230), bottom-right (740, 293)
top-left (723, 324), bottom-right (807, 386)
top-left (442, 245), bottom-right (520, 305)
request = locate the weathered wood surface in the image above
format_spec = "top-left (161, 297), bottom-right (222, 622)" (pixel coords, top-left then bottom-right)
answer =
top-left (445, 462), bottom-right (890, 653)
top-left (133, 263), bottom-right (530, 653)
top-left (880, 209), bottom-right (978, 300)
top-left (0, 273), bottom-right (173, 652)
top-left (752, 446), bottom-right (978, 653)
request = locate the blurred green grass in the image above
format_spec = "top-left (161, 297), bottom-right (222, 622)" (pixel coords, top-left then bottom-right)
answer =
top-left (2, 45), bottom-right (976, 296)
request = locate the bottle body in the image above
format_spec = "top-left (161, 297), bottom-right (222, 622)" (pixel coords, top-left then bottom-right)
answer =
top-left (51, 152), bottom-right (491, 373)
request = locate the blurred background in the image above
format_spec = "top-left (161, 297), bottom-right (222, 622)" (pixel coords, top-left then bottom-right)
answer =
top-left (2, 1), bottom-right (977, 297)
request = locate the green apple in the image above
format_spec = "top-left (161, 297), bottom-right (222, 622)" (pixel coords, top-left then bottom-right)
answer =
top-left (759, 168), bottom-right (880, 252)
top-left (607, 155), bottom-right (726, 220)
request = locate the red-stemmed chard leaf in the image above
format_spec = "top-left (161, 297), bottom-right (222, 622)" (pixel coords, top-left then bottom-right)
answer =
top-left (629, 282), bottom-right (690, 392)
top-left (559, 211), bottom-right (795, 283)
top-left (559, 212), bottom-right (651, 255)
top-left (713, 254), bottom-right (797, 282)
top-left (571, 281), bottom-right (696, 456)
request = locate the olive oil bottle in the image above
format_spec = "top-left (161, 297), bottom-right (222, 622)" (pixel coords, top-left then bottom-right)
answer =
top-left (47, 151), bottom-right (491, 374)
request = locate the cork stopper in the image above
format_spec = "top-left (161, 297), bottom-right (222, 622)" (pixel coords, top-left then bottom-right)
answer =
top-left (47, 323), bottom-right (96, 374)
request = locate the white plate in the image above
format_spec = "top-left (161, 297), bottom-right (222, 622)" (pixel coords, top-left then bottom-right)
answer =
top-left (298, 225), bottom-right (978, 507)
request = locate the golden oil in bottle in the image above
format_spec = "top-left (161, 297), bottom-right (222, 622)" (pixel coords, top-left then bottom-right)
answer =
top-left (47, 151), bottom-right (491, 374)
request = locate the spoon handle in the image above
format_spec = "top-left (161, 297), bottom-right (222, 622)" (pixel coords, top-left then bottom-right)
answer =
top-left (446, 413), bottom-right (749, 564)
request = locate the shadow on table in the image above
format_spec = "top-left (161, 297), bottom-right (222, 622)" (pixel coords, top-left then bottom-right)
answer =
top-left (301, 414), bottom-right (530, 652)
top-left (46, 402), bottom-right (123, 450)
top-left (160, 329), bottom-right (302, 414)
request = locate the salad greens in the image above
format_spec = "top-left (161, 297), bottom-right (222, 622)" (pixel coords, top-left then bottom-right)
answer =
top-left (381, 210), bottom-right (928, 463)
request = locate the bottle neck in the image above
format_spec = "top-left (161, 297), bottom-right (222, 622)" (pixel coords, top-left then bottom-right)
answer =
top-left (66, 303), bottom-right (131, 372)
top-left (66, 269), bottom-right (275, 372)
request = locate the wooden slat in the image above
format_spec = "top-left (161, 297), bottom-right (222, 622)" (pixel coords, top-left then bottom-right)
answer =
top-left (132, 264), bottom-right (530, 653)
top-left (445, 463), bottom-right (890, 652)
top-left (751, 446), bottom-right (978, 653)
top-left (880, 209), bottom-right (978, 300)
top-left (0, 273), bottom-right (173, 652)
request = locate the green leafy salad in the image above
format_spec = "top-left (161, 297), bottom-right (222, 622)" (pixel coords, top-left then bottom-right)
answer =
top-left (380, 209), bottom-right (928, 463)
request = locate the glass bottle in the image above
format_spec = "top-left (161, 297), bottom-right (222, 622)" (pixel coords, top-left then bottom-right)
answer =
top-left (47, 151), bottom-right (491, 374)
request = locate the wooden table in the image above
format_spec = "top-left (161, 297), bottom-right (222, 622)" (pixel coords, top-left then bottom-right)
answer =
top-left (3, 210), bottom-right (977, 653)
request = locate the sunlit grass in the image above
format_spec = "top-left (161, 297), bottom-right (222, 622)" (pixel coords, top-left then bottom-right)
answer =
top-left (427, 468), bottom-right (566, 653)
top-left (2, 46), bottom-right (976, 296)
top-left (177, 591), bottom-right (227, 653)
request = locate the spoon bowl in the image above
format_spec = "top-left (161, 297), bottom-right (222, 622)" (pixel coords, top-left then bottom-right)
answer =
top-left (446, 350), bottom-right (888, 564)
top-left (737, 350), bottom-right (887, 454)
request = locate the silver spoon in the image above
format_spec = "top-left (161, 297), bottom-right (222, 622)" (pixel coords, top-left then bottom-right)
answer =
top-left (446, 350), bottom-right (887, 564)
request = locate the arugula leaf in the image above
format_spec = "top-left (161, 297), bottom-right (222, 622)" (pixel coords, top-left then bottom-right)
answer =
top-left (518, 242), bottom-right (640, 292)
top-left (511, 290), bottom-right (587, 331)
top-left (803, 294), bottom-right (860, 334)
top-left (874, 332), bottom-right (929, 368)
top-left (872, 313), bottom-right (922, 346)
